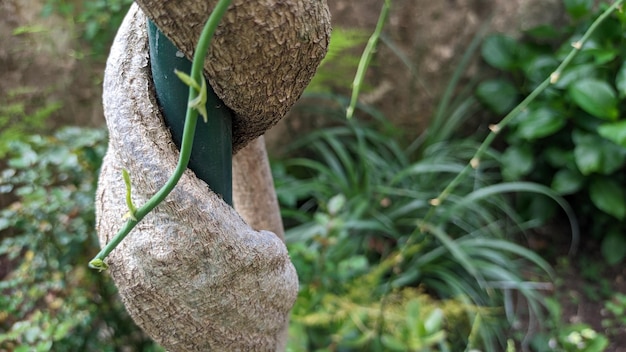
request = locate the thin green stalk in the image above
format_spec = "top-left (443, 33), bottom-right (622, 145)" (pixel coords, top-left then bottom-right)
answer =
top-left (346, 0), bottom-right (390, 119)
top-left (89, 0), bottom-right (233, 271)
top-left (423, 0), bottom-right (624, 222)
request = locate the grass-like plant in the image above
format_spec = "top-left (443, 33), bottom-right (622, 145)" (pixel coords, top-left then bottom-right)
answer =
top-left (276, 1), bottom-right (625, 349)
top-left (274, 111), bottom-right (560, 349)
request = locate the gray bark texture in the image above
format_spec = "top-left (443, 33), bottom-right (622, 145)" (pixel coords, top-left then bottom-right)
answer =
top-left (95, 2), bottom-right (330, 349)
top-left (134, 0), bottom-right (331, 152)
top-left (233, 136), bottom-right (285, 242)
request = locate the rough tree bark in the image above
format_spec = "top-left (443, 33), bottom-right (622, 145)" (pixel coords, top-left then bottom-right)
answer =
top-left (96, 2), bottom-right (330, 351)
top-left (134, 0), bottom-right (331, 152)
top-left (233, 136), bottom-right (285, 242)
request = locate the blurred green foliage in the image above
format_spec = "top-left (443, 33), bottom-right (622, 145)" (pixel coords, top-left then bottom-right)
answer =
top-left (530, 298), bottom-right (608, 352)
top-left (0, 128), bottom-right (161, 351)
top-left (0, 88), bottom-right (61, 159)
top-left (306, 28), bottom-right (370, 93)
top-left (0, 118), bottom-right (556, 351)
top-left (273, 110), bottom-right (556, 350)
top-left (477, 0), bottom-right (626, 264)
top-left (42, 0), bottom-right (134, 57)
top-left (602, 292), bottom-right (626, 337)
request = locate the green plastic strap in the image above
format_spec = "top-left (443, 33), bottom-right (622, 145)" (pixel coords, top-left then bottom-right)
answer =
top-left (147, 20), bottom-right (233, 205)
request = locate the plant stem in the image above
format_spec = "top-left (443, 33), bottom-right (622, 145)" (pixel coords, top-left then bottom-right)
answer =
top-left (89, 0), bottom-right (233, 270)
top-left (423, 0), bottom-right (624, 222)
top-left (346, 0), bottom-right (390, 119)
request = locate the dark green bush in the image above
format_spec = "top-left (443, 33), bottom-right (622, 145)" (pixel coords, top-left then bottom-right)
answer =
top-left (0, 127), bottom-right (161, 351)
top-left (476, 0), bottom-right (626, 264)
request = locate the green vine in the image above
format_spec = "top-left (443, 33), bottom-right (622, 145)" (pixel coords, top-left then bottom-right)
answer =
top-left (89, 0), bottom-right (233, 271)
top-left (346, 0), bottom-right (390, 119)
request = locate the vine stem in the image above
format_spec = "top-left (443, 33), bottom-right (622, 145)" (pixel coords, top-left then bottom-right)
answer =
top-left (422, 0), bottom-right (624, 223)
top-left (89, 0), bottom-right (233, 270)
top-left (346, 0), bottom-right (390, 119)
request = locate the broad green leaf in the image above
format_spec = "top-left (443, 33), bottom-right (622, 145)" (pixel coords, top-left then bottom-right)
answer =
top-left (551, 169), bottom-right (584, 195)
top-left (522, 55), bottom-right (558, 84)
top-left (586, 47), bottom-right (618, 65)
top-left (524, 24), bottom-right (560, 41)
top-left (599, 143), bottom-right (626, 174)
top-left (544, 147), bottom-right (574, 168)
top-left (573, 132), bottom-right (601, 175)
top-left (616, 60), bottom-right (626, 98)
top-left (481, 34), bottom-right (519, 70)
top-left (598, 120), bottom-right (626, 148)
top-left (476, 79), bottom-right (518, 115)
top-left (517, 107), bottom-right (565, 139)
top-left (573, 130), bottom-right (626, 175)
top-left (500, 145), bottom-right (534, 181)
top-left (554, 64), bottom-right (597, 89)
top-left (601, 231), bottom-right (626, 265)
top-left (563, 0), bottom-right (593, 19)
top-left (589, 177), bottom-right (626, 220)
top-left (568, 79), bottom-right (618, 120)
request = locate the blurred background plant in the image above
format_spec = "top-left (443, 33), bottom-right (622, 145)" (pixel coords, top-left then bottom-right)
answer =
top-left (42, 0), bottom-right (133, 58)
top-left (602, 293), bottom-right (626, 338)
top-left (0, 128), bottom-right (162, 351)
top-left (275, 100), bottom-right (562, 350)
top-left (0, 88), bottom-right (61, 158)
top-left (529, 297), bottom-right (609, 352)
top-left (476, 0), bottom-right (626, 265)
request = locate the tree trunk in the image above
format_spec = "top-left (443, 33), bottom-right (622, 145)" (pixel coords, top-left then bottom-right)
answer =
top-left (95, 2), bottom-right (329, 349)
top-left (134, 0), bottom-right (331, 153)
top-left (233, 136), bottom-right (285, 242)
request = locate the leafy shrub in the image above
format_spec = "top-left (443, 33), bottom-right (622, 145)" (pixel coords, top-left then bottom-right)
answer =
top-left (476, 0), bottom-right (626, 264)
top-left (0, 127), bottom-right (161, 351)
